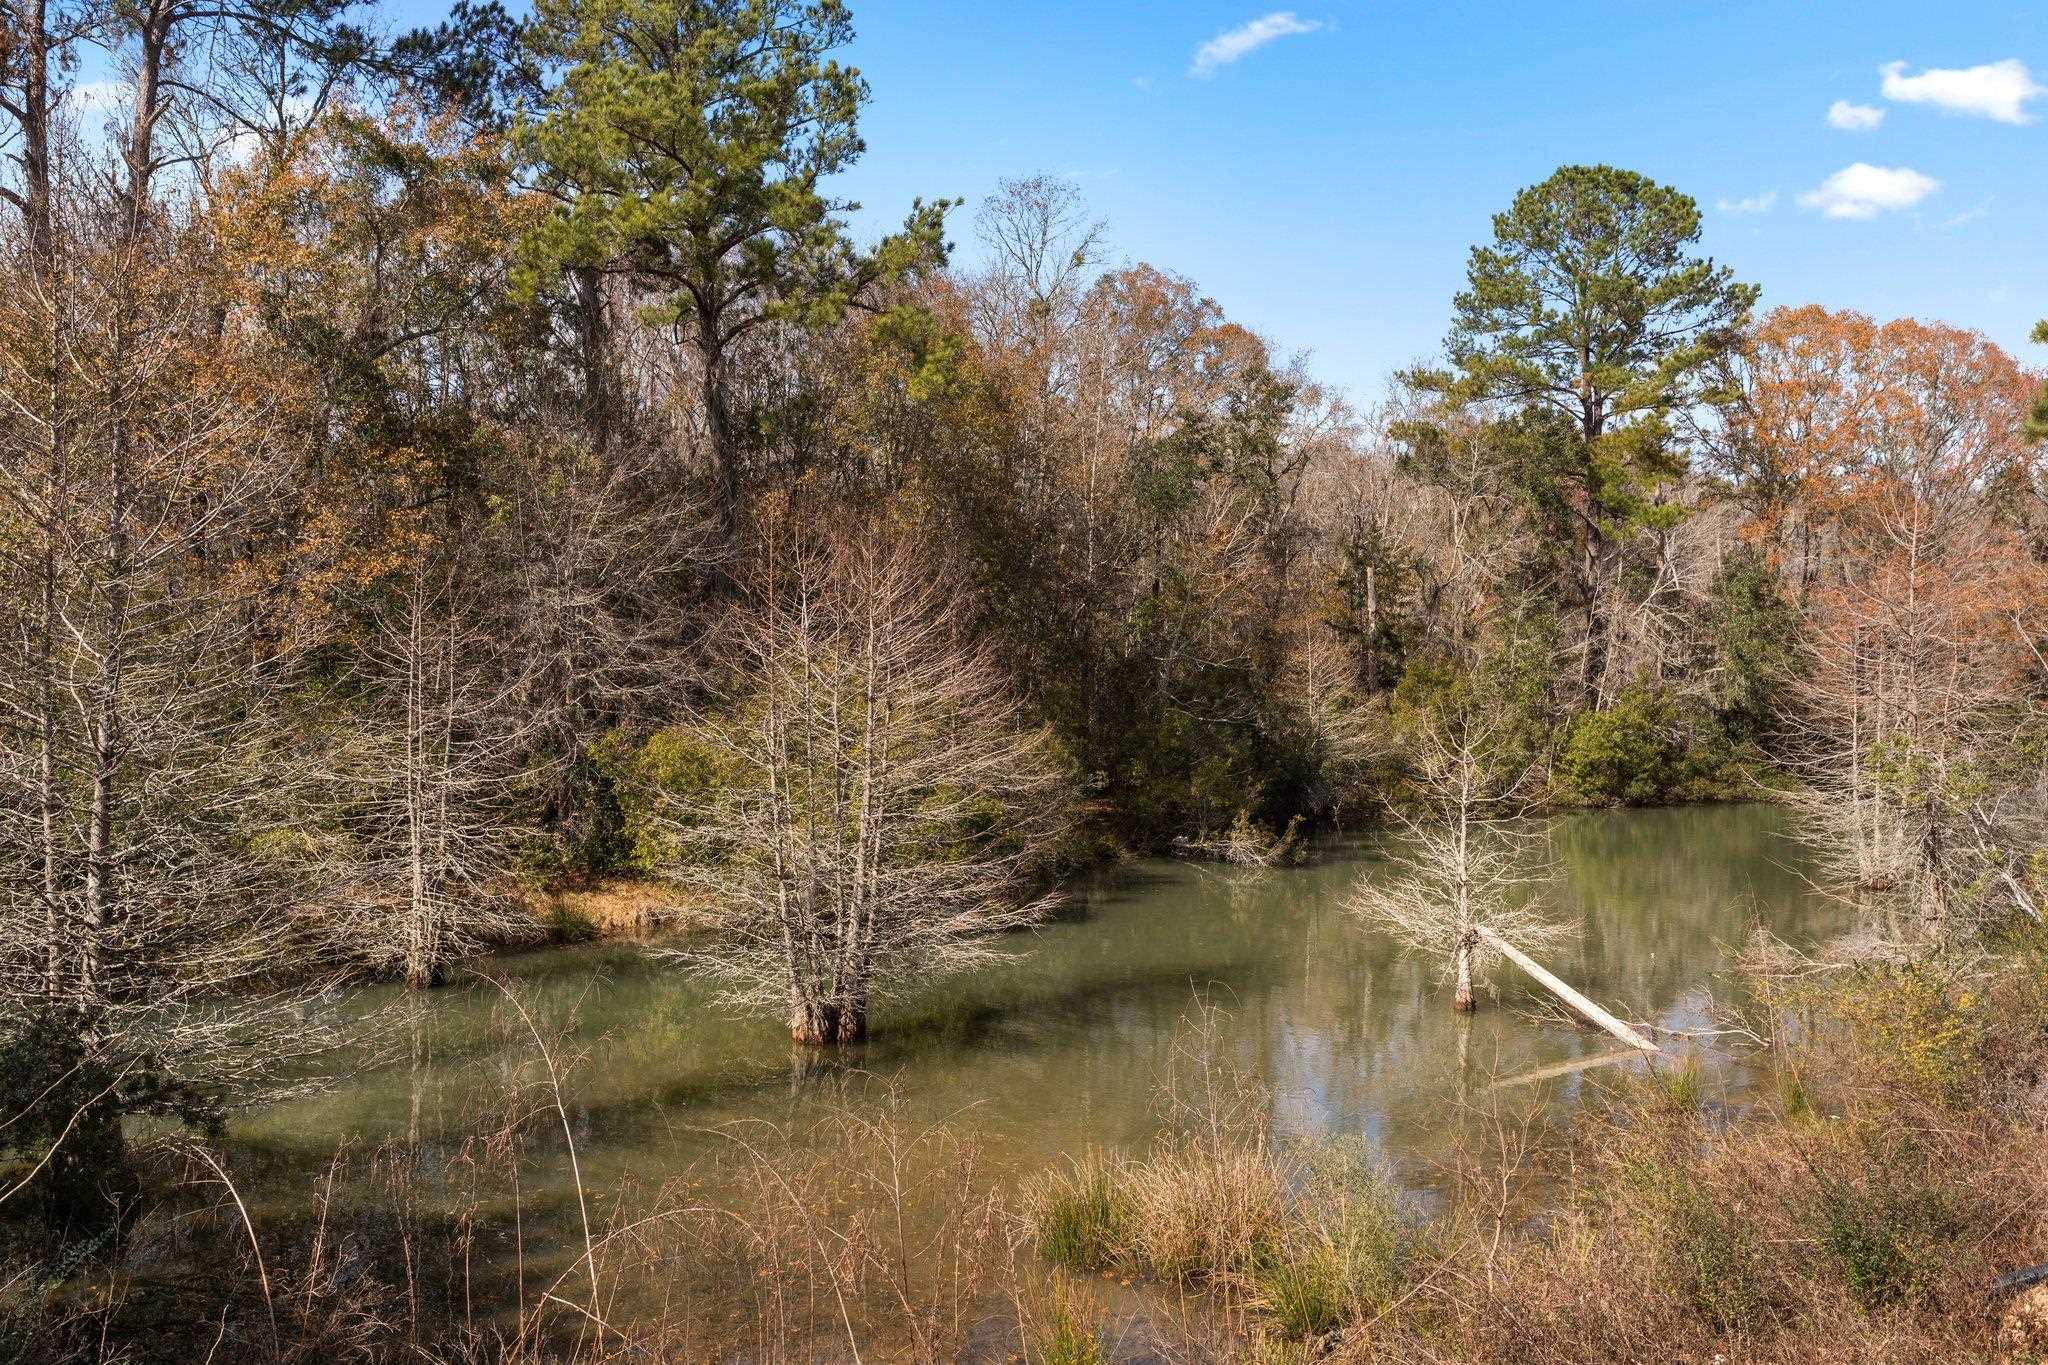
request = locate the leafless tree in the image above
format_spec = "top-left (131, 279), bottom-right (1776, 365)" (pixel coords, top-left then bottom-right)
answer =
top-left (1274, 624), bottom-right (1386, 822)
top-left (1783, 474), bottom-right (2043, 933)
top-left (1347, 714), bottom-right (1573, 1012)
top-left (499, 416), bottom-right (715, 847)
top-left (0, 208), bottom-right (342, 1223)
top-left (656, 528), bottom-right (1074, 1044)
top-left (970, 173), bottom-right (1105, 376)
top-left (310, 539), bottom-right (544, 989)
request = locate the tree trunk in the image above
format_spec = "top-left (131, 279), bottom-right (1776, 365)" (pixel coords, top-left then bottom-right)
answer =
top-left (17, 0), bottom-right (53, 260)
top-left (1363, 561), bottom-right (1379, 690)
top-left (1475, 924), bottom-right (1658, 1052)
top-left (698, 319), bottom-right (740, 544)
top-left (789, 996), bottom-right (837, 1046)
top-left (1579, 534), bottom-right (1609, 706)
top-left (788, 992), bottom-right (869, 1045)
top-left (832, 991), bottom-right (868, 1044)
top-left (1918, 820), bottom-right (1949, 932)
top-left (1452, 932), bottom-right (1475, 1012)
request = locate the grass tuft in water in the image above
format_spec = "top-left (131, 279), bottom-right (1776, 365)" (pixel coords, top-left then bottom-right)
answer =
top-left (1032, 1272), bottom-right (1109, 1365)
top-left (1025, 1150), bottom-right (1130, 1272)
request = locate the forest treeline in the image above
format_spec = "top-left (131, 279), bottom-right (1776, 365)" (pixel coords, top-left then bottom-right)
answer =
top-left (0, 0), bottom-right (2044, 1259)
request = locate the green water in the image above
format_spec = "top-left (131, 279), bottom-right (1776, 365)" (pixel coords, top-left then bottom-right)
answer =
top-left (231, 803), bottom-right (1836, 1316)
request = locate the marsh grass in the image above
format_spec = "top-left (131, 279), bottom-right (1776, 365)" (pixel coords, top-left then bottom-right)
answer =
top-left (1023, 1008), bottom-right (1413, 1349)
top-left (1026, 1272), bottom-right (1108, 1365)
top-left (1024, 1151), bottom-right (1127, 1272)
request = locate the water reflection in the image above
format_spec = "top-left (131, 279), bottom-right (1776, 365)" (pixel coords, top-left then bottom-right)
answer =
top-left (234, 803), bottom-right (1838, 1258)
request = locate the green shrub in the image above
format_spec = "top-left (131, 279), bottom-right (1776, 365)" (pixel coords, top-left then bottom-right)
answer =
top-left (1811, 965), bottom-right (1986, 1106)
top-left (1557, 687), bottom-right (1681, 805)
top-left (1607, 1138), bottom-right (1773, 1331)
top-left (1665, 1183), bottom-right (1773, 1329)
top-left (1250, 1243), bottom-right (1350, 1338)
top-left (606, 724), bottom-right (734, 872)
top-left (1809, 1172), bottom-right (1955, 1308)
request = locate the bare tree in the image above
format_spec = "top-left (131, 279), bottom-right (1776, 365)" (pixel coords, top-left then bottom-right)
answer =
top-left (1273, 624), bottom-right (1386, 824)
top-left (312, 539), bottom-right (542, 988)
top-left (656, 528), bottom-right (1073, 1044)
top-left (499, 415), bottom-right (714, 852)
top-left (0, 210), bottom-right (341, 1225)
top-left (1347, 713), bottom-right (1572, 1012)
top-left (970, 173), bottom-right (1105, 384)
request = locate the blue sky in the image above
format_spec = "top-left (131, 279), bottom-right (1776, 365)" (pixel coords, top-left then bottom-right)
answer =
top-left (826, 2), bottom-right (2044, 404)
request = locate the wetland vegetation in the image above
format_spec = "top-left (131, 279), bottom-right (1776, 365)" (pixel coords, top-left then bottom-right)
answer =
top-left (0, 0), bottom-right (2044, 1360)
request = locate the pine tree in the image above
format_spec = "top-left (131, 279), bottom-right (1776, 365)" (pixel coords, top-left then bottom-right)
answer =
top-left (517, 0), bottom-right (950, 540)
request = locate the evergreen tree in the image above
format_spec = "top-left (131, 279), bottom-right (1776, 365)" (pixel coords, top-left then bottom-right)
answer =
top-left (1411, 164), bottom-right (1758, 702)
top-left (517, 0), bottom-right (950, 538)
top-left (2029, 320), bottom-right (2047, 445)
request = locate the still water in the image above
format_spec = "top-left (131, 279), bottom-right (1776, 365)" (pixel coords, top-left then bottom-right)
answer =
top-left (230, 803), bottom-right (1839, 1307)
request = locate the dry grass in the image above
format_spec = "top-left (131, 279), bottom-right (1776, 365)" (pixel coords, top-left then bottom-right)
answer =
top-left (1333, 946), bottom-right (2048, 1365)
top-left (520, 876), bottom-right (711, 940)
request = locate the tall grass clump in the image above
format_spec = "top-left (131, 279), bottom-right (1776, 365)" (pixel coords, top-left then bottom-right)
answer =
top-left (1025, 1008), bottom-right (1415, 1345)
top-left (1024, 1150), bottom-right (1129, 1272)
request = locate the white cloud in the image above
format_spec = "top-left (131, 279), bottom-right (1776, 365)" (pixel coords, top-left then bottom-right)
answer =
top-left (1715, 191), bottom-right (1777, 215)
top-left (1880, 58), bottom-right (2044, 124)
top-left (1826, 100), bottom-right (1885, 131)
top-left (1189, 11), bottom-right (1324, 79)
top-left (1132, 76), bottom-right (1155, 93)
top-left (1798, 163), bottom-right (1941, 220)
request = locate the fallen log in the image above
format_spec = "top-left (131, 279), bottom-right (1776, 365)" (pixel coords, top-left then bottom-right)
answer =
top-left (1475, 924), bottom-right (1659, 1053)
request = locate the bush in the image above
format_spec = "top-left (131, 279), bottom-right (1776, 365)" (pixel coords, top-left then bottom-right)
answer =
top-left (1707, 549), bottom-right (1799, 742)
top-left (1809, 1168), bottom-right (1955, 1308)
top-left (538, 904), bottom-right (600, 945)
top-left (603, 724), bottom-right (733, 873)
top-left (1556, 688), bottom-right (1682, 805)
top-left (1804, 963), bottom-right (1987, 1106)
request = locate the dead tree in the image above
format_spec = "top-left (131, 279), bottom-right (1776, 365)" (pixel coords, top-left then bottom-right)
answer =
top-left (1347, 712), bottom-right (1574, 1013)
top-left (657, 530), bottom-right (1073, 1045)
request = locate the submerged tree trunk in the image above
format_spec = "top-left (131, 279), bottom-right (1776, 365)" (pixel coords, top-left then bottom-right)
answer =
top-left (788, 992), bottom-right (870, 1046)
top-left (1452, 931), bottom-right (1476, 1012)
top-left (1476, 925), bottom-right (1658, 1052)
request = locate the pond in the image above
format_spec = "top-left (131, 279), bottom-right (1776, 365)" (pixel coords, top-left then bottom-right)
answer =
top-left (228, 802), bottom-right (1841, 1335)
